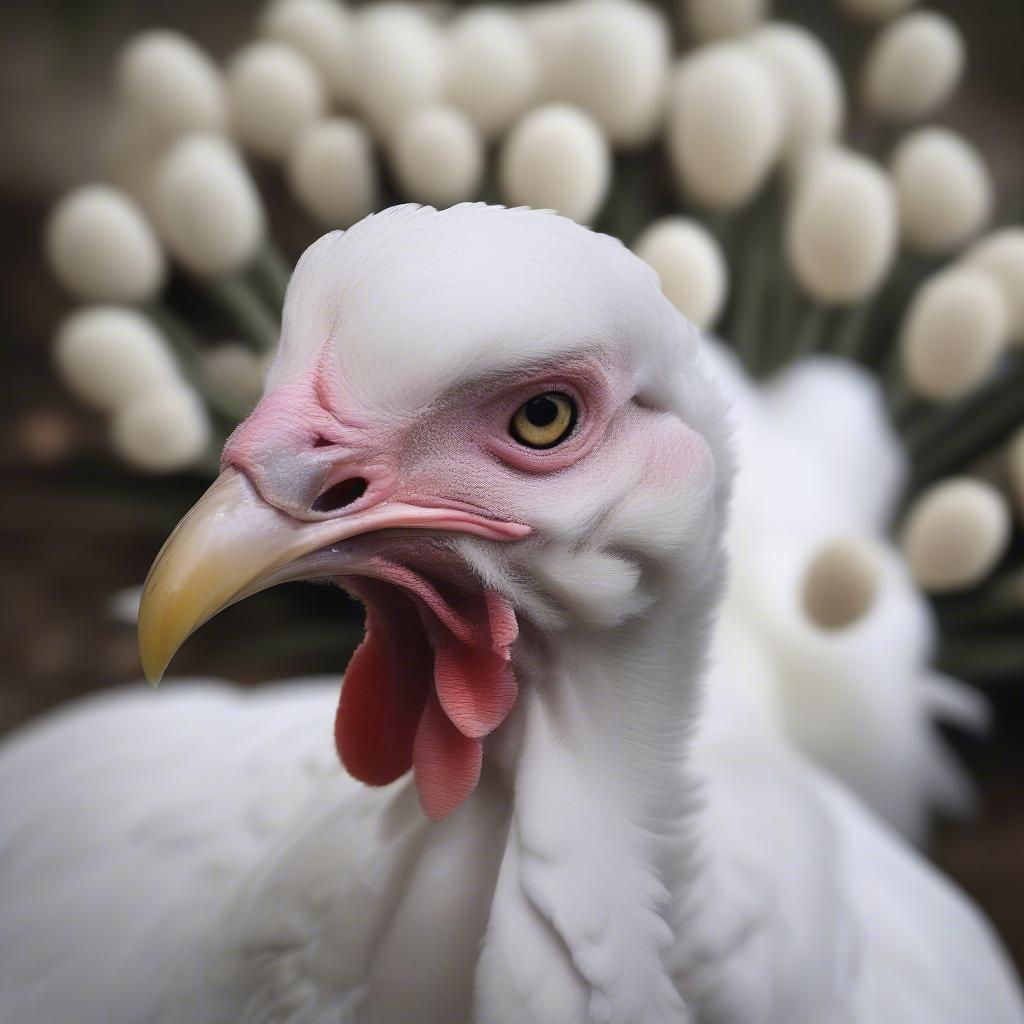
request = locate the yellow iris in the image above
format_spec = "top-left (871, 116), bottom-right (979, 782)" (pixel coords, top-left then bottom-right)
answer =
top-left (510, 393), bottom-right (576, 449)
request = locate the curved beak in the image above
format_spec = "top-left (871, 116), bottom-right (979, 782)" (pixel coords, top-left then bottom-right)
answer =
top-left (137, 468), bottom-right (529, 686)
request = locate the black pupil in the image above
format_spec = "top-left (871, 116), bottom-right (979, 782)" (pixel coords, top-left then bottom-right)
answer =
top-left (525, 395), bottom-right (559, 427)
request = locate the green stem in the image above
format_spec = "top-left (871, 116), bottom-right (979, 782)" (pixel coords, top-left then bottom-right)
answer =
top-left (731, 182), bottom-right (780, 376)
top-left (789, 304), bottom-right (832, 361)
top-left (248, 242), bottom-right (293, 314)
top-left (146, 303), bottom-right (252, 424)
top-left (935, 582), bottom-right (1024, 634)
top-left (938, 635), bottom-right (1024, 683)
top-left (205, 273), bottom-right (280, 351)
top-left (832, 292), bottom-right (882, 362)
top-left (907, 359), bottom-right (1024, 492)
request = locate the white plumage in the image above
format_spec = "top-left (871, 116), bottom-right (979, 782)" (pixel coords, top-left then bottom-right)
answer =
top-left (1, 205), bottom-right (1021, 1023)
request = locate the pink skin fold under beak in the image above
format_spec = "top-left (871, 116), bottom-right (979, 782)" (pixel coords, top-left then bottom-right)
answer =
top-left (137, 467), bottom-right (530, 820)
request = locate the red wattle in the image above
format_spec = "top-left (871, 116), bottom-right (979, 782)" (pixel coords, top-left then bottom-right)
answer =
top-left (333, 571), bottom-right (518, 820)
top-left (413, 688), bottom-right (483, 822)
top-left (334, 582), bottom-right (430, 786)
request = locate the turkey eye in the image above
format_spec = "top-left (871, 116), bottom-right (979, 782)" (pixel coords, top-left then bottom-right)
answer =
top-left (510, 392), bottom-right (577, 449)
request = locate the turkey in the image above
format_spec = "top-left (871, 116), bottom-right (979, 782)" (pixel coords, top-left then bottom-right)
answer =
top-left (2, 204), bottom-right (1021, 1023)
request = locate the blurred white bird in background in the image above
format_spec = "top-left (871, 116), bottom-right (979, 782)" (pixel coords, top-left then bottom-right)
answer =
top-left (3, 204), bottom-right (1022, 1023)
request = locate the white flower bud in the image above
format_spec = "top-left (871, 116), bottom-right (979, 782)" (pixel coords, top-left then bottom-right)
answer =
top-left (900, 267), bottom-right (1007, 402)
top-left (521, 3), bottom-right (579, 103)
top-left (862, 12), bottom-right (964, 121)
top-left (891, 128), bottom-right (991, 255)
top-left (838, 0), bottom-right (915, 21)
top-left (227, 41), bottom-right (327, 160)
top-left (786, 151), bottom-right (896, 304)
top-left (203, 342), bottom-right (266, 404)
top-left (261, 0), bottom-right (356, 105)
top-left (666, 44), bottom-right (782, 210)
top-left (746, 24), bottom-right (844, 163)
top-left (110, 384), bottom-right (212, 473)
top-left (389, 106), bottom-right (483, 207)
top-left (445, 7), bottom-right (537, 140)
top-left (685, 0), bottom-right (767, 41)
top-left (561, 0), bottom-right (670, 149)
top-left (116, 30), bottom-right (227, 145)
top-left (54, 307), bottom-right (181, 412)
top-left (965, 230), bottom-right (1024, 346)
top-left (157, 135), bottom-right (265, 277)
top-left (499, 104), bottom-right (611, 224)
top-left (901, 478), bottom-right (1011, 593)
top-left (46, 185), bottom-right (166, 303)
top-left (286, 118), bottom-right (377, 227)
top-left (633, 217), bottom-right (727, 329)
top-left (353, 3), bottom-right (446, 139)
top-left (801, 536), bottom-right (883, 631)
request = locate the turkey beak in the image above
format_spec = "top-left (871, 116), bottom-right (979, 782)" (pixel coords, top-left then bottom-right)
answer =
top-left (137, 468), bottom-right (529, 686)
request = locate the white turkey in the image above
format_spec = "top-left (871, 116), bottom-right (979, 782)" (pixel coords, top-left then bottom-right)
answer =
top-left (2, 204), bottom-right (1021, 1023)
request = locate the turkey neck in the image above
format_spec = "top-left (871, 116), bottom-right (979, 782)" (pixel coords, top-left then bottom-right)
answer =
top-left (478, 559), bottom-right (722, 1020)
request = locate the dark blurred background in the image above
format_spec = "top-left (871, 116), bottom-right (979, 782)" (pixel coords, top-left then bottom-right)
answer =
top-left (1, 0), bottom-right (1023, 967)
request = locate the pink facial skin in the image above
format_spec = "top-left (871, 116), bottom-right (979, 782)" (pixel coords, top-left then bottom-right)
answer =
top-left (220, 343), bottom-right (709, 819)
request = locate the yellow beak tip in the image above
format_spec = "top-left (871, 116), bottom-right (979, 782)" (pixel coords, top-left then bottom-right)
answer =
top-left (139, 645), bottom-right (168, 689)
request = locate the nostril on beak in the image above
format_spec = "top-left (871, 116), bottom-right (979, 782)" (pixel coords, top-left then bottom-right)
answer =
top-left (311, 477), bottom-right (369, 514)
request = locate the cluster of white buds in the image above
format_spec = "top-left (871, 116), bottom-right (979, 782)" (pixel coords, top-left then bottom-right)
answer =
top-left (41, 0), bottom-right (1024, 660)
top-left (54, 308), bottom-right (211, 472)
